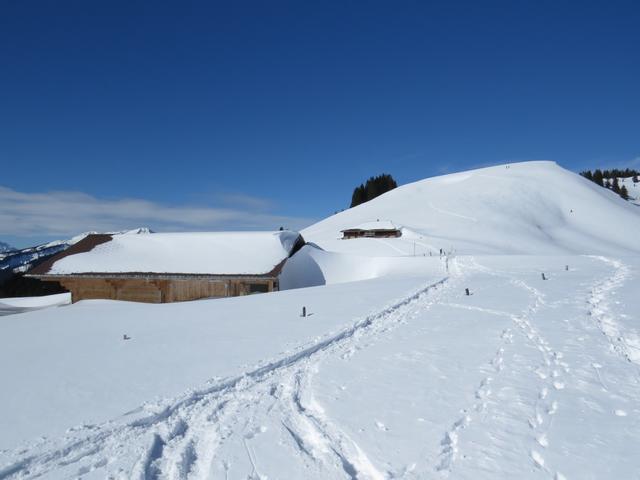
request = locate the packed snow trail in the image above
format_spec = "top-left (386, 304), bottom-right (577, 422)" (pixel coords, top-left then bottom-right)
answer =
top-left (586, 256), bottom-right (640, 367)
top-left (296, 255), bottom-right (640, 480)
top-left (0, 265), bottom-right (459, 479)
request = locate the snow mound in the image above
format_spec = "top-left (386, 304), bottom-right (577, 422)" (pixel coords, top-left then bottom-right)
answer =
top-left (280, 244), bottom-right (445, 288)
top-left (304, 161), bottom-right (640, 255)
top-left (0, 292), bottom-right (70, 309)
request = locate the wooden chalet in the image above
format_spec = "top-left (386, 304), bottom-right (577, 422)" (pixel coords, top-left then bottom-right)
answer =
top-left (27, 231), bottom-right (305, 304)
top-left (341, 220), bottom-right (402, 239)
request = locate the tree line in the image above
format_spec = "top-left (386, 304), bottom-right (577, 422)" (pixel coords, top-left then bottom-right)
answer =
top-left (580, 168), bottom-right (639, 201)
top-left (350, 174), bottom-right (398, 208)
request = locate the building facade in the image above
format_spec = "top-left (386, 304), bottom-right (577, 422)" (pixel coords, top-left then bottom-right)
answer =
top-left (28, 231), bottom-right (304, 303)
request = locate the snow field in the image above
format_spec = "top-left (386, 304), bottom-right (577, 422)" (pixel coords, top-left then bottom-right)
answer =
top-left (0, 266), bottom-right (455, 479)
top-left (302, 255), bottom-right (640, 479)
top-left (0, 262), bottom-right (447, 448)
top-left (1, 255), bottom-right (639, 479)
top-left (0, 293), bottom-right (71, 316)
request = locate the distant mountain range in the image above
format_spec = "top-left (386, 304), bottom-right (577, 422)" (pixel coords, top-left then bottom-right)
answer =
top-left (0, 241), bottom-right (15, 254)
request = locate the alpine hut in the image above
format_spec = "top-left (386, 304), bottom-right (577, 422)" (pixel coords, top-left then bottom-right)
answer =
top-left (340, 220), bottom-right (402, 240)
top-left (28, 231), bottom-right (305, 303)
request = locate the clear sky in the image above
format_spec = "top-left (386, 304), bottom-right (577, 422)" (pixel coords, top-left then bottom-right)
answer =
top-left (1, 0), bottom-right (638, 247)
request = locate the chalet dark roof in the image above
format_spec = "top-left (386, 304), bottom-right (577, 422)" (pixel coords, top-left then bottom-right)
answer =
top-left (340, 220), bottom-right (400, 232)
top-left (29, 234), bottom-right (113, 276)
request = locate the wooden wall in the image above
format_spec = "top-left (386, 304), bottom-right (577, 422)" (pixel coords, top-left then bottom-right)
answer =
top-left (52, 277), bottom-right (276, 304)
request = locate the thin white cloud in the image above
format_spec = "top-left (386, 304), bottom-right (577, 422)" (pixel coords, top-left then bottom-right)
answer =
top-left (628, 157), bottom-right (640, 168)
top-left (0, 186), bottom-right (315, 238)
top-left (215, 192), bottom-right (275, 211)
top-left (583, 156), bottom-right (640, 172)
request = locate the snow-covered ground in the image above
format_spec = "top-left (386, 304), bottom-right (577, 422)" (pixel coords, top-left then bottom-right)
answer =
top-left (610, 176), bottom-right (640, 206)
top-left (1, 161), bottom-right (639, 479)
top-left (0, 293), bottom-right (70, 316)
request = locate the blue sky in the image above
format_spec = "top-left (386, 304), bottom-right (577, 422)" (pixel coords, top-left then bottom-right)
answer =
top-left (1, 0), bottom-right (638, 247)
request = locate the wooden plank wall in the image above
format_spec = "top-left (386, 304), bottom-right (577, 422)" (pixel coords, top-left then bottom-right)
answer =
top-left (55, 277), bottom-right (276, 304)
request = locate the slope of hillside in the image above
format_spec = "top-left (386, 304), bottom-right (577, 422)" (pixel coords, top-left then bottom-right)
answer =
top-left (303, 161), bottom-right (640, 256)
top-left (613, 176), bottom-right (640, 206)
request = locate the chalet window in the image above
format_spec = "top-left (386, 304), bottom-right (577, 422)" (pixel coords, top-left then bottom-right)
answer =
top-left (248, 283), bottom-right (269, 294)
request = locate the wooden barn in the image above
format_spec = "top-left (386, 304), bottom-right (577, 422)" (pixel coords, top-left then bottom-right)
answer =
top-left (341, 220), bottom-right (402, 239)
top-left (28, 231), bottom-right (305, 304)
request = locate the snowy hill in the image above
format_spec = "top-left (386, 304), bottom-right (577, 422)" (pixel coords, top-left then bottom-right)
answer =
top-left (303, 161), bottom-right (640, 256)
top-left (609, 176), bottom-right (640, 206)
top-left (1, 163), bottom-right (639, 479)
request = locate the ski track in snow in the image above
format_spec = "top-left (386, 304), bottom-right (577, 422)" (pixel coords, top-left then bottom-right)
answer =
top-left (0, 264), bottom-right (460, 480)
top-left (434, 258), bottom-right (571, 479)
top-left (437, 256), bottom-right (635, 480)
top-left (509, 278), bottom-right (567, 479)
top-left (428, 202), bottom-right (478, 223)
top-left (277, 365), bottom-right (387, 480)
top-left (586, 256), bottom-right (640, 368)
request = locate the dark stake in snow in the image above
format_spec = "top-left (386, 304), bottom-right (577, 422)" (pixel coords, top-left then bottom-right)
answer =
top-left (301, 306), bottom-right (306, 318)
top-left (123, 334), bottom-right (131, 340)
top-left (565, 265), bottom-right (569, 271)
top-left (465, 288), bottom-right (470, 296)
top-left (541, 273), bottom-right (547, 280)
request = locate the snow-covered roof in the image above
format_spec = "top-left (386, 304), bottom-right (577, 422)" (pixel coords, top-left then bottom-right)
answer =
top-left (33, 231), bottom-right (304, 276)
top-left (341, 220), bottom-right (399, 232)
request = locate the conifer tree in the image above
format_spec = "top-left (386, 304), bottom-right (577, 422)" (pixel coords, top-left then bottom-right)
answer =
top-left (620, 185), bottom-right (629, 200)
top-left (593, 169), bottom-right (604, 186)
top-left (350, 184), bottom-right (366, 208)
top-left (350, 174), bottom-right (398, 208)
top-left (580, 170), bottom-right (593, 181)
top-left (612, 177), bottom-right (620, 193)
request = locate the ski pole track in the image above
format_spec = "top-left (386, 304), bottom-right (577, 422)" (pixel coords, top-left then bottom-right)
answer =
top-left (0, 270), bottom-right (459, 480)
